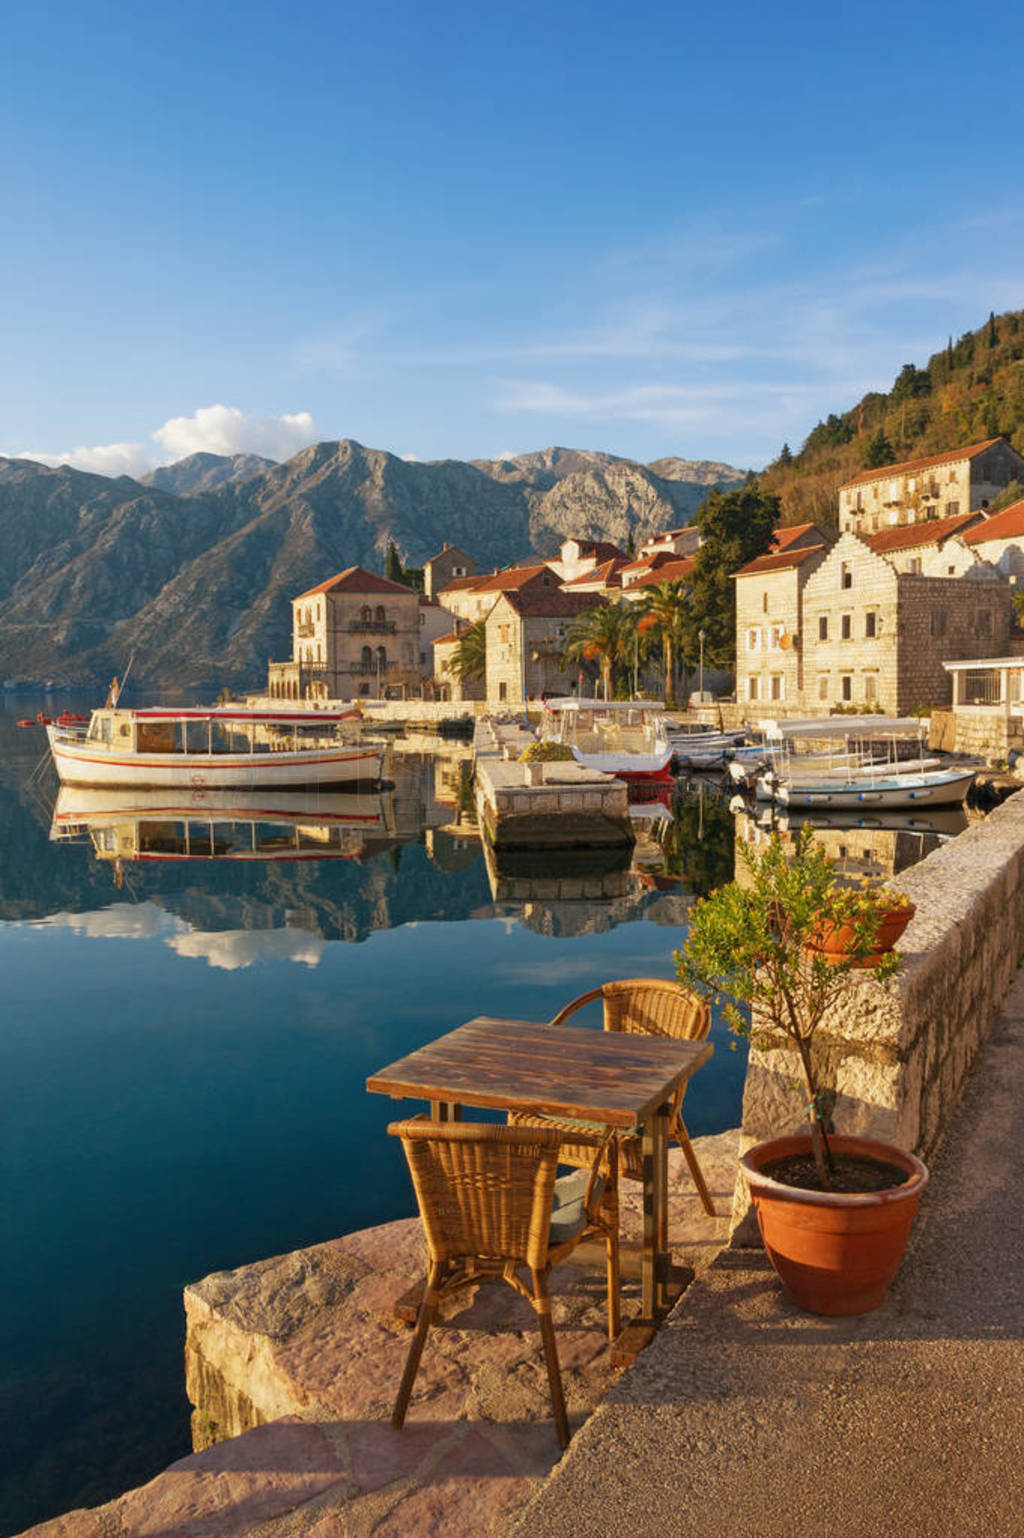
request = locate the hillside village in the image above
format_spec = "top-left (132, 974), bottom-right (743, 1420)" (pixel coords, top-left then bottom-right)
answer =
top-left (264, 434), bottom-right (1024, 728)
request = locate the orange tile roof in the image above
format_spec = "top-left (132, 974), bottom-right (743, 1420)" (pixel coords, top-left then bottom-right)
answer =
top-left (294, 566), bottom-right (412, 600)
top-left (497, 589), bottom-right (603, 618)
top-left (964, 498), bottom-right (1024, 544)
top-left (571, 539), bottom-right (628, 562)
top-left (865, 510), bottom-right (983, 555)
top-left (733, 545), bottom-right (826, 577)
top-left (439, 563), bottom-right (556, 597)
top-left (619, 550), bottom-right (679, 578)
top-left (433, 631), bottom-right (463, 646)
top-left (560, 558), bottom-right (626, 589)
top-left (772, 522), bottom-right (817, 549)
top-left (840, 438), bottom-right (1006, 491)
top-left (625, 555), bottom-right (697, 589)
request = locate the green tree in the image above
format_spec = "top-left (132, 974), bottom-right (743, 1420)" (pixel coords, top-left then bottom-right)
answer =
top-left (636, 579), bottom-right (690, 703)
top-left (563, 603), bottom-right (636, 699)
top-left (450, 620), bottom-right (486, 682)
top-left (777, 442), bottom-right (793, 466)
top-left (683, 484), bottom-right (779, 668)
top-left (385, 541), bottom-right (403, 582)
top-left (861, 427), bottom-right (895, 469)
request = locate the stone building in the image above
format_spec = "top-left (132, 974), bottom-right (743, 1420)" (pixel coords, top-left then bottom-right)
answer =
top-left (639, 526), bottom-right (701, 560)
top-left (733, 527), bottom-right (831, 709)
top-left (799, 532), bottom-right (1013, 714)
top-left (484, 589), bottom-right (599, 707)
top-left (422, 543), bottom-right (476, 600)
top-left (433, 623), bottom-right (486, 703)
top-left (267, 566), bottom-right (423, 700)
top-left (437, 564), bottom-right (562, 625)
top-left (621, 554), bottom-right (698, 600)
top-left (862, 510), bottom-right (985, 576)
top-left (838, 437), bottom-right (1024, 535)
top-left (963, 497), bottom-right (1024, 583)
top-left (549, 538), bottom-right (627, 584)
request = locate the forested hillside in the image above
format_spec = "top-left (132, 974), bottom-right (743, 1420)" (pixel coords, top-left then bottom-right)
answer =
top-left (760, 309), bottom-right (1024, 529)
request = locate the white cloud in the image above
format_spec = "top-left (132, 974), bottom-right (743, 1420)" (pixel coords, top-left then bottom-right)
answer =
top-left (39, 901), bottom-right (187, 940)
top-left (167, 925), bottom-right (325, 971)
top-left (9, 405), bottom-right (319, 479)
top-left (14, 440), bottom-right (154, 479)
top-left (152, 404), bottom-right (318, 462)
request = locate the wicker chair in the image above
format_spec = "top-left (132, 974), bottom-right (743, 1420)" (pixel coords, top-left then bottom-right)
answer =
top-left (510, 978), bottom-right (715, 1217)
top-left (389, 1117), bottom-right (620, 1448)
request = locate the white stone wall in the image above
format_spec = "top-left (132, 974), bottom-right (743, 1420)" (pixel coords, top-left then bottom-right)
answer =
top-left (734, 563), bottom-right (822, 709)
top-left (739, 789), bottom-right (1024, 1173)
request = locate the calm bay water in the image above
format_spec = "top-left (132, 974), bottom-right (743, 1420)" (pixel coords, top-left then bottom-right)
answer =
top-left (0, 695), bottom-right (745, 1535)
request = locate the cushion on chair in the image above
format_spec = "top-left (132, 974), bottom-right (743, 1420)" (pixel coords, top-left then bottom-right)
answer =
top-left (548, 1168), bottom-right (605, 1245)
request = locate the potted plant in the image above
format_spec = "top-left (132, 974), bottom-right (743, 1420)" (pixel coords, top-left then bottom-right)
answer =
top-left (676, 826), bottom-right (928, 1316)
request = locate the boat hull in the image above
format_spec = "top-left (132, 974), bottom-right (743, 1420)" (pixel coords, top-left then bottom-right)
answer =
top-left (47, 730), bottom-right (385, 790)
top-left (760, 769), bottom-right (975, 810)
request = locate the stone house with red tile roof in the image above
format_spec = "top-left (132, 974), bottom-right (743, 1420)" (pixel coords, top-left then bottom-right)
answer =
top-left (863, 510), bottom-right (987, 576)
top-left (484, 589), bottom-right (602, 707)
top-left (963, 498), bottom-right (1024, 584)
top-left (422, 542), bottom-right (476, 600)
top-left (267, 566), bottom-right (423, 700)
top-left (437, 564), bottom-right (562, 625)
top-left (838, 437), bottom-right (1024, 535)
top-left (733, 533), bottom-right (831, 709)
top-left (551, 538), bottom-right (628, 584)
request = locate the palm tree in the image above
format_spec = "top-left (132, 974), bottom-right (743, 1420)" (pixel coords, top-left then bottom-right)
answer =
top-left (635, 580), bottom-right (690, 704)
top-left (450, 620), bottom-right (486, 682)
top-left (563, 604), bottom-right (637, 699)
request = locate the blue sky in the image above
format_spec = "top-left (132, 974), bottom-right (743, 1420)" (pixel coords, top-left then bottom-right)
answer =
top-left (3, 0), bottom-right (1023, 476)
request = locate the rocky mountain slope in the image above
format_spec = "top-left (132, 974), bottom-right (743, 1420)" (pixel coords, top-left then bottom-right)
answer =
top-left (142, 452), bottom-right (274, 496)
top-left (0, 441), bottom-right (745, 688)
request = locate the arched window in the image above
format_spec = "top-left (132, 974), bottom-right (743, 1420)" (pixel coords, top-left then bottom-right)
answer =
top-left (377, 645), bottom-right (387, 666)
top-left (362, 645), bottom-right (373, 667)
top-left (375, 605), bottom-right (386, 624)
top-left (361, 605), bottom-right (371, 623)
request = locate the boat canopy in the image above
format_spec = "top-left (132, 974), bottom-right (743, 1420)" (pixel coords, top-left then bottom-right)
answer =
top-left (758, 716), bottom-right (923, 741)
top-left (120, 707), bottom-right (362, 724)
top-left (542, 698), bottom-right (665, 714)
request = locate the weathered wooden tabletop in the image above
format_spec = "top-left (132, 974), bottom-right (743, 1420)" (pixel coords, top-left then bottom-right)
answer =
top-left (366, 1015), bottom-right (713, 1126)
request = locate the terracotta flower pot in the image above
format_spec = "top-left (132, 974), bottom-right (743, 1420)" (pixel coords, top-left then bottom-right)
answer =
top-left (807, 900), bottom-right (916, 967)
top-left (741, 1133), bottom-right (929, 1316)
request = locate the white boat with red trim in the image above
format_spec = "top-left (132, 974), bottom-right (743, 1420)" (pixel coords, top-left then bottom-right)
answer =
top-left (540, 698), bottom-right (673, 784)
top-left (45, 705), bottom-right (386, 790)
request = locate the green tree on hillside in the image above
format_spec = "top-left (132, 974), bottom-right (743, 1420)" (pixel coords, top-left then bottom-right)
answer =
top-left (862, 427), bottom-right (895, 469)
top-left (683, 484), bottom-right (779, 668)
top-left (386, 541), bottom-right (403, 582)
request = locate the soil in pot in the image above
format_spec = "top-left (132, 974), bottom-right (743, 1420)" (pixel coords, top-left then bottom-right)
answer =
top-left (762, 1151), bottom-right (909, 1194)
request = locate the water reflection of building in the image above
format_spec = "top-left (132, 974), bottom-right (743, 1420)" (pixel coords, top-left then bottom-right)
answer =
top-left (733, 803), bottom-right (970, 885)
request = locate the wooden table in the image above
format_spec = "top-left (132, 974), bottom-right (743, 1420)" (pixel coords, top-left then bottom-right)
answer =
top-left (367, 1015), bottom-right (713, 1319)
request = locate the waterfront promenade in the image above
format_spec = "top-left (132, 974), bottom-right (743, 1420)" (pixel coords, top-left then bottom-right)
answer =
top-left (21, 963), bottom-right (1024, 1536)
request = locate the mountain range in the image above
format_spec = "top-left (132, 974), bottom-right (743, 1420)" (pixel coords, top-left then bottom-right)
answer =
top-left (0, 441), bottom-right (746, 688)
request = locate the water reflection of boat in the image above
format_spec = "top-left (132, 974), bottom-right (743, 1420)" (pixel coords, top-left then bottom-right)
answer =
top-left (761, 806), bottom-right (969, 837)
top-left (49, 786), bottom-right (393, 864)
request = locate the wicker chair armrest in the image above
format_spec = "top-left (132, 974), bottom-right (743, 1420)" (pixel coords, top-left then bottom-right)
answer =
top-left (549, 985), bottom-right (606, 1026)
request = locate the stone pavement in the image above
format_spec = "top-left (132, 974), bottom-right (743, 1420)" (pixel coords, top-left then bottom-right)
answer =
top-left (19, 1135), bottom-right (737, 1538)
top-left (509, 964), bottom-right (1024, 1538)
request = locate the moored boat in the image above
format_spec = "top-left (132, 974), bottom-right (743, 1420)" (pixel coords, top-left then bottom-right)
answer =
top-left (540, 698), bottom-right (673, 783)
top-left (45, 705), bottom-right (386, 790)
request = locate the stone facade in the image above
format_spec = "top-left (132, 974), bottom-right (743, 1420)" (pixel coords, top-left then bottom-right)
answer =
top-left (738, 787), bottom-right (1024, 1168)
top-left (734, 538), bottom-right (829, 709)
top-left (422, 542), bottom-right (476, 600)
top-left (839, 436), bottom-right (1024, 535)
top-left (433, 630), bottom-right (486, 702)
top-left (438, 564), bottom-right (561, 625)
top-left (963, 496), bottom-right (1024, 583)
top-left (267, 566), bottom-right (422, 700)
top-left (484, 589), bottom-right (597, 707)
top-left (799, 532), bottom-right (1012, 714)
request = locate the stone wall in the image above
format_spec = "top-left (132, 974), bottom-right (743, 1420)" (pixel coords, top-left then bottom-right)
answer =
top-left (734, 565), bottom-right (814, 708)
top-left (895, 573), bottom-right (1011, 714)
top-left (738, 788), bottom-right (1024, 1188)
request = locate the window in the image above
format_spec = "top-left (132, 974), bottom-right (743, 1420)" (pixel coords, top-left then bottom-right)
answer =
top-left (856, 491), bottom-right (863, 510)
top-left (840, 561), bottom-right (853, 589)
top-left (818, 674), bottom-right (829, 701)
top-left (818, 615), bottom-right (828, 641)
top-left (762, 592), bottom-right (768, 614)
top-left (770, 673), bottom-right (784, 701)
top-left (945, 501), bottom-right (960, 518)
top-left (499, 681), bottom-right (507, 702)
top-left (841, 674), bottom-right (853, 702)
top-left (499, 624), bottom-right (510, 644)
top-left (361, 645), bottom-right (372, 665)
top-left (864, 674), bottom-right (877, 701)
top-left (907, 557), bottom-right (923, 575)
top-left (888, 482), bottom-right (899, 502)
top-left (865, 611), bottom-right (877, 638)
top-left (375, 606), bottom-right (386, 624)
top-left (747, 676), bottom-right (760, 701)
top-left (841, 613), bottom-right (852, 640)
top-left (769, 624), bottom-right (784, 650)
top-left (948, 565), bottom-right (956, 576)
top-left (746, 627), bottom-right (761, 653)
top-left (361, 605), bottom-right (371, 623)
top-left (453, 565), bottom-right (466, 577)
top-left (931, 609), bottom-right (947, 637)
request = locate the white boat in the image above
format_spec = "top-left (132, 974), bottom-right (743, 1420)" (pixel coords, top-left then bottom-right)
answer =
top-left (754, 718), bottom-right (974, 810)
top-left (45, 705), bottom-right (386, 790)
top-left (540, 698), bottom-right (673, 783)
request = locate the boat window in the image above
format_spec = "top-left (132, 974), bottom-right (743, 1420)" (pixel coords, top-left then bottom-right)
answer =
top-left (211, 721), bottom-right (236, 754)
top-left (137, 721), bottom-right (176, 753)
top-left (186, 720), bottom-right (211, 754)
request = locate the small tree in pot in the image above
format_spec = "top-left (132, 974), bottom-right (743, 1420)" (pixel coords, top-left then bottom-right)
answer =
top-left (676, 826), bottom-right (926, 1315)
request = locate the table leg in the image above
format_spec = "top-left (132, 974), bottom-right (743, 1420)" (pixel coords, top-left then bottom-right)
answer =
top-left (429, 1100), bottom-right (462, 1122)
top-left (640, 1103), bottom-right (669, 1319)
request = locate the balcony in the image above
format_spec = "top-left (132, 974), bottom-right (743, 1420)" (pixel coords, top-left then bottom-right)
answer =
top-left (296, 623), bottom-right (315, 638)
top-left (348, 620), bottom-right (397, 634)
top-left (345, 660), bottom-right (399, 675)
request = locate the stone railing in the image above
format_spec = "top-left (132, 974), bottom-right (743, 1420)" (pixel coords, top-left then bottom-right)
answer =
top-left (737, 788), bottom-right (1024, 1198)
